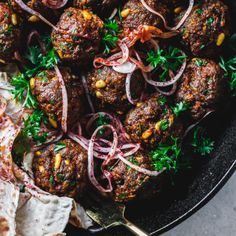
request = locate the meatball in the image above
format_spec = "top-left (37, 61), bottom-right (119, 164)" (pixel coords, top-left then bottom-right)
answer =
top-left (51, 7), bottom-right (104, 65)
top-left (111, 152), bottom-right (162, 202)
top-left (125, 94), bottom-right (183, 149)
top-left (33, 139), bottom-right (88, 199)
top-left (73, 0), bottom-right (119, 17)
top-left (87, 66), bottom-right (143, 111)
top-left (0, 2), bottom-right (21, 62)
top-left (31, 67), bottom-right (84, 129)
top-left (9, 0), bottom-right (53, 19)
top-left (179, 0), bottom-right (229, 56)
top-left (176, 58), bottom-right (226, 121)
top-left (121, 0), bottom-right (169, 30)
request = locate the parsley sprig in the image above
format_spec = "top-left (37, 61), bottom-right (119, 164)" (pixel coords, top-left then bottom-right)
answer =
top-left (219, 56), bottom-right (236, 96)
top-left (149, 137), bottom-right (181, 172)
top-left (191, 127), bottom-right (214, 156)
top-left (22, 110), bottom-right (48, 145)
top-left (96, 114), bottom-right (111, 136)
top-left (172, 101), bottom-right (190, 117)
top-left (11, 37), bottom-right (59, 108)
top-left (11, 74), bottom-right (38, 108)
top-left (102, 19), bottom-right (122, 54)
top-left (147, 46), bottom-right (186, 81)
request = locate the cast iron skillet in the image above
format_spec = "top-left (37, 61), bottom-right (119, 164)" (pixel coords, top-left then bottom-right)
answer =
top-left (66, 0), bottom-right (236, 235)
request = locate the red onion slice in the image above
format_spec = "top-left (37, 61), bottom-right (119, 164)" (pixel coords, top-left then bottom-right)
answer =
top-left (117, 152), bottom-right (164, 177)
top-left (109, 8), bottom-right (118, 20)
top-left (113, 61), bottom-right (136, 74)
top-left (93, 42), bottom-right (129, 68)
top-left (81, 74), bottom-right (95, 113)
top-left (27, 30), bottom-right (46, 54)
top-left (125, 72), bottom-right (139, 105)
top-left (142, 51), bottom-right (187, 87)
top-left (88, 125), bottom-right (118, 192)
top-left (42, 0), bottom-right (68, 9)
top-left (54, 66), bottom-right (68, 133)
top-left (155, 83), bottom-right (177, 96)
top-left (15, 0), bottom-right (59, 30)
top-left (140, 0), bottom-right (194, 31)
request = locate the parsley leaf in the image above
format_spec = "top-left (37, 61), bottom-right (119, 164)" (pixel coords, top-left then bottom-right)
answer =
top-left (219, 56), bottom-right (236, 96)
top-left (191, 127), bottom-right (214, 156)
top-left (149, 137), bottom-right (181, 172)
top-left (172, 101), bottom-right (189, 117)
top-left (147, 46), bottom-right (186, 81)
top-left (54, 143), bottom-right (67, 152)
top-left (95, 114), bottom-right (111, 136)
top-left (22, 110), bottom-right (48, 145)
top-left (104, 19), bottom-right (122, 34)
top-left (102, 19), bottom-right (122, 54)
top-left (10, 74), bottom-right (38, 108)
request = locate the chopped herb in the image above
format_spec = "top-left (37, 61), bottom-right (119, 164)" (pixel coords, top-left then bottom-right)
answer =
top-left (22, 110), bottom-right (48, 145)
top-left (219, 56), bottom-right (236, 96)
top-left (54, 143), bottom-right (67, 152)
top-left (159, 95), bottom-right (167, 106)
top-left (102, 33), bottom-right (119, 54)
top-left (149, 137), bottom-right (181, 172)
top-left (172, 101), bottom-right (189, 117)
top-left (70, 181), bottom-right (76, 187)
top-left (10, 74), bottom-right (38, 108)
top-left (49, 176), bottom-right (55, 186)
top-left (104, 19), bottom-right (122, 34)
top-left (95, 114), bottom-right (111, 136)
top-left (102, 19), bottom-right (122, 54)
top-left (196, 8), bottom-right (203, 15)
top-left (160, 119), bottom-right (169, 131)
top-left (191, 127), bottom-right (214, 156)
top-left (146, 46), bottom-right (186, 81)
top-left (194, 58), bottom-right (207, 67)
top-left (207, 17), bottom-right (214, 27)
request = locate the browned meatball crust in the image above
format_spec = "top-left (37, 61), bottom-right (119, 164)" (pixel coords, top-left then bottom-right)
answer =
top-left (33, 139), bottom-right (88, 199)
top-left (121, 0), bottom-right (169, 30)
top-left (111, 152), bottom-right (162, 202)
top-left (176, 58), bottom-right (226, 121)
top-left (87, 66), bottom-right (143, 111)
top-left (73, 0), bottom-right (119, 17)
top-left (179, 0), bottom-right (229, 56)
top-left (31, 68), bottom-right (84, 128)
top-left (51, 7), bottom-right (104, 65)
top-left (9, 0), bottom-right (54, 18)
top-left (0, 2), bottom-right (21, 62)
top-left (125, 94), bottom-right (183, 149)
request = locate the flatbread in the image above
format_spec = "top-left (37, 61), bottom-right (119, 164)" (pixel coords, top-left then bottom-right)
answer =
top-left (0, 180), bottom-right (19, 236)
top-left (0, 116), bottom-right (20, 181)
top-left (0, 69), bottom-right (23, 124)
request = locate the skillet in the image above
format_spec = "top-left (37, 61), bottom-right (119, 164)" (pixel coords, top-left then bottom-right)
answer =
top-left (65, 0), bottom-right (236, 235)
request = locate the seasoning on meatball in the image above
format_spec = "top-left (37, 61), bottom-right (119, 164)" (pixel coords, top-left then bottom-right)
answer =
top-left (120, 0), bottom-right (169, 30)
top-left (86, 66), bottom-right (143, 111)
top-left (31, 67), bottom-right (85, 129)
top-left (51, 7), bottom-right (104, 65)
top-left (73, 0), bottom-right (119, 17)
top-left (111, 152), bottom-right (162, 202)
top-left (0, 2), bottom-right (21, 62)
top-left (176, 58), bottom-right (226, 121)
top-left (9, 0), bottom-right (54, 20)
top-left (125, 93), bottom-right (183, 149)
top-left (179, 0), bottom-right (229, 56)
top-left (33, 139), bottom-right (88, 199)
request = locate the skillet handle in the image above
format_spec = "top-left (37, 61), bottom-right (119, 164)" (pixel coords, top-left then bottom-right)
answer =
top-left (122, 219), bottom-right (150, 236)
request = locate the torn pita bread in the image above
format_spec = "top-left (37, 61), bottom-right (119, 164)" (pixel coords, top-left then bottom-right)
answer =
top-left (0, 68), bottom-right (23, 124)
top-left (0, 116), bottom-right (20, 181)
top-left (0, 180), bottom-right (19, 236)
